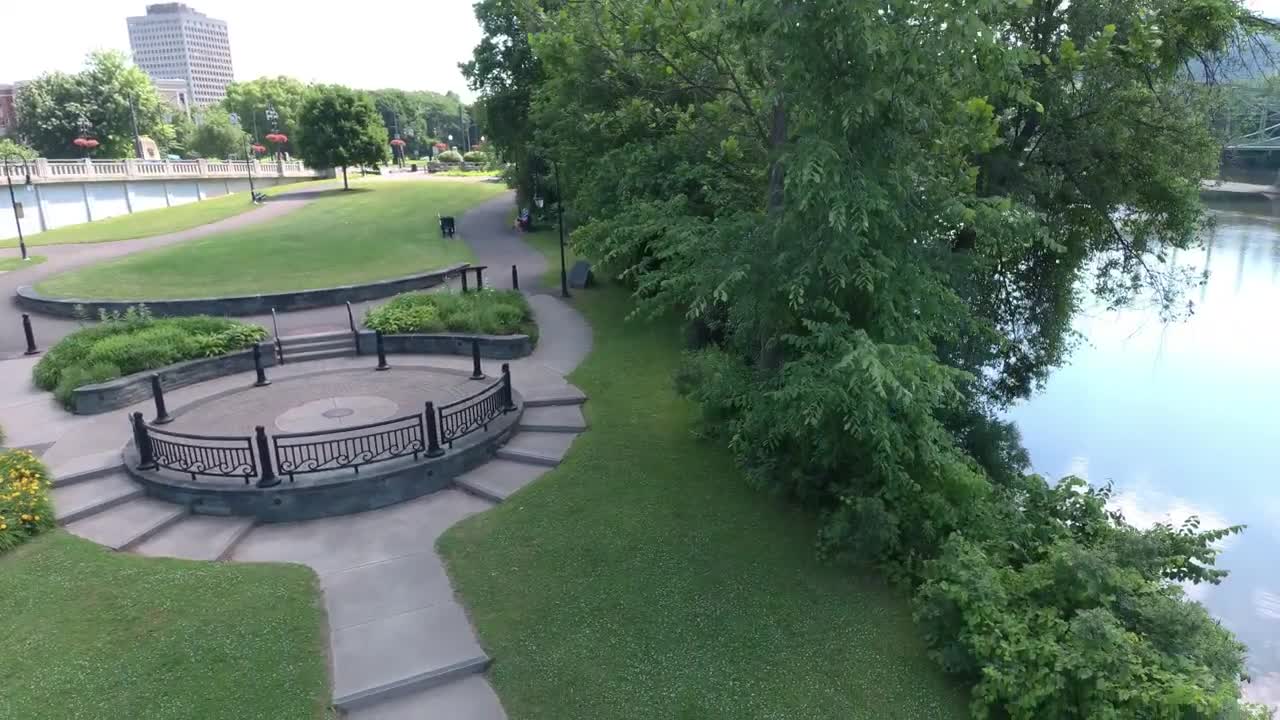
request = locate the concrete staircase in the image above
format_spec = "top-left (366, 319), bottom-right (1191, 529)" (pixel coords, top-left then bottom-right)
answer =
top-left (278, 330), bottom-right (357, 364)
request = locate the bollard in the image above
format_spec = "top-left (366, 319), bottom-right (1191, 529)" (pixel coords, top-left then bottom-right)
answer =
top-left (501, 363), bottom-right (516, 411)
top-left (253, 344), bottom-right (271, 387)
top-left (511, 264), bottom-right (520, 290)
top-left (255, 426), bottom-right (279, 488)
top-left (132, 412), bottom-right (157, 470)
top-left (470, 338), bottom-right (484, 379)
top-left (424, 402), bottom-right (445, 458)
top-left (150, 374), bottom-right (173, 424)
top-left (375, 331), bottom-right (390, 371)
top-left (21, 313), bottom-right (38, 355)
top-left (461, 270), bottom-right (469, 293)
top-left (475, 267), bottom-right (484, 291)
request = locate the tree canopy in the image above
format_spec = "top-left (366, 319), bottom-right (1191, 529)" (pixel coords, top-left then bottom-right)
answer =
top-left (367, 88), bottom-right (473, 159)
top-left (295, 85), bottom-right (388, 189)
top-left (222, 75), bottom-right (308, 157)
top-left (16, 51), bottom-right (176, 159)
top-left (467, 0), bottom-right (1272, 716)
top-left (185, 108), bottom-right (249, 160)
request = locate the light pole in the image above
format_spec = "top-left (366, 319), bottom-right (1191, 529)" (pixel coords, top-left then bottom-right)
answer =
top-left (533, 164), bottom-right (570, 298)
top-left (3, 155), bottom-right (32, 261)
top-left (228, 113), bottom-right (258, 203)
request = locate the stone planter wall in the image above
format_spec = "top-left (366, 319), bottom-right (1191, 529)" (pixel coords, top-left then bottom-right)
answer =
top-left (71, 341), bottom-right (278, 415)
top-left (356, 330), bottom-right (533, 359)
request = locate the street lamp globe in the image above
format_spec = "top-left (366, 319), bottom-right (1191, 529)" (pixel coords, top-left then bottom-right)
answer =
top-left (533, 195), bottom-right (544, 209)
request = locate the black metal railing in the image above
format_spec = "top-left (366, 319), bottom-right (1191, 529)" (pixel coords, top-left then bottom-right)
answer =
top-left (437, 364), bottom-right (515, 448)
top-left (134, 412), bottom-right (258, 483)
top-left (129, 364), bottom-right (517, 486)
top-left (273, 413), bottom-right (425, 481)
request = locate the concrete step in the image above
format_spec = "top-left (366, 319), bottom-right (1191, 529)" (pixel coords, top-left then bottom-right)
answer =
top-left (279, 330), bottom-right (353, 346)
top-left (283, 347), bottom-right (356, 363)
top-left (454, 459), bottom-right (550, 502)
top-left (521, 384), bottom-right (587, 408)
top-left (344, 675), bottom-right (507, 720)
top-left (495, 431), bottom-right (579, 467)
top-left (51, 471), bottom-right (143, 525)
top-left (134, 514), bottom-right (257, 561)
top-left (518, 404), bottom-right (587, 433)
top-left (64, 497), bottom-right (186, 551)
top-left (50, 449), bottom-right (124, 488)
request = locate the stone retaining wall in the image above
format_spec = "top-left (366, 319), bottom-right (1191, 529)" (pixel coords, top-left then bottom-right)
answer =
top-left (17, 264), bottom-right (469, 319)
top-left (355, 330), bottom-right (533, 359)
top-left (71, 341), bottom-right (278, 415)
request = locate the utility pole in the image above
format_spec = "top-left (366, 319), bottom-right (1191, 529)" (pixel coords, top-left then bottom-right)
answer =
top-left (460, 105), bottom-right (470, 153)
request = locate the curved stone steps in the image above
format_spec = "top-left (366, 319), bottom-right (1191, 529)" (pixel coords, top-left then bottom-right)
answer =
top-left (133, 514), bottom-right (256, 561)
top-left (64, 496), bottom-right (186, 551)
top-left (51, 469), bottom-right (143, 525)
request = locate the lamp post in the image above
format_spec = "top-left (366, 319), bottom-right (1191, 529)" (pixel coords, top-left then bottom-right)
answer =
top-left (2, 155), bottom-right (32, 261)
top-left (533, 165), bottom-right (570, 298)
top-left (228, 113), bottom-right (258, 203)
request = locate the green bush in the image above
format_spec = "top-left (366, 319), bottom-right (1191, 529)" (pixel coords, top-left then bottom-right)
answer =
top-left (436, 149), bottom-right (464, 164)
top-left (0, 450), bottom-right (55, 553)
top-left (34, 310), bottom-right (267, 408)
top-left (463, 150), bottom-right (488, 163)
top-left (364, 290), bottom-right (533, 337)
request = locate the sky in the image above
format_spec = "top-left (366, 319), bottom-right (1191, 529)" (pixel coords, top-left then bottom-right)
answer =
top-left (0, 0), bottom-right (484, 99)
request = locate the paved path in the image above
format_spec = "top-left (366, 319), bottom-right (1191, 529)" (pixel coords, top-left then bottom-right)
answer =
top-left (0, 187), bottom-right (596, 719)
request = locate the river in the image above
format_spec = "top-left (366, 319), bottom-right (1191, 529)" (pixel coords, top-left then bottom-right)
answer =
top-left (1006, 196), bottom-right (1280, 707)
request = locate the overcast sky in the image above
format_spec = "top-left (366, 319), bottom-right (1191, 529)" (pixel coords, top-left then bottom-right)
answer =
top-left (1, 0), bottom-right (484, 99)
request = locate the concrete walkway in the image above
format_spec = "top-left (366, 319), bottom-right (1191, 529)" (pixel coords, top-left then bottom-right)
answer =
top-left (0, 188), bottom-right (595, 718)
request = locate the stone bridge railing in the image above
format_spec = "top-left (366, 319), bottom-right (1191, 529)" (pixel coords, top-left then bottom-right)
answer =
top-left (1, 158), bottom-right (323, 184)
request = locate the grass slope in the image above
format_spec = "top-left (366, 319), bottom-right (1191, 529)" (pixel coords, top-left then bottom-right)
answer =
top-left (438, 285), bottom-right (968, 720)
top-left (37, 181), bottom-right (505, 300)
top-left (0, 532), bottom-right (330, 720)
top-left (0, 255), bottom-right (47, 271)
top-left (0, 179), bottom-right (333, 249)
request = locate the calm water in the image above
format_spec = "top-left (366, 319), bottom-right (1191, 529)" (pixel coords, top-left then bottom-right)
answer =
top-left (1006, 197), bottom-right (1280, 706)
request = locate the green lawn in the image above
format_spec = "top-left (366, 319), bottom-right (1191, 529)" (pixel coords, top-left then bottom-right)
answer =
top-left (37, 181), bottom-right (506, 300)
top-left (0, 178), bottom-right (336, 249)
top-left (521, 222), bottom-right (579, 288)
top-left (0, 532), bottom-right (330, 720)
top-left (438, 284), bottom-right (969, 719)
top-left (0, 254), bottom-right (47, 271)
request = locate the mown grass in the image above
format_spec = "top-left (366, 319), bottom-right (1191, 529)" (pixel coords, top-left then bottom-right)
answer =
top-left (36, 181), bottom-right (505, 300)
top-left (0, 532), bottom-right (330, 720)
top-left (0, 178), bottom-right (335, 249)
top-left (438, 283), bottom-right (969, 719)
top-left (0, 255), bottom-right (47, 271)
top-left (520, 222), bottom-right (580, 289)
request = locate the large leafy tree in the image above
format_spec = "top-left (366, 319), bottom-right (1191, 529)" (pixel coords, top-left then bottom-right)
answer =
top-left (295, 85), bottom-right (388, 189)
top-left (16, 50), bottom-right (174, 159)
top-left (186, 108), bottom-right (249, 160)
top-left (470, 0), bottom-right (1270, 715)
top-left (368, 89), bottom-right (472, 159)
top-left (222, 76), bottom-right (308, 156)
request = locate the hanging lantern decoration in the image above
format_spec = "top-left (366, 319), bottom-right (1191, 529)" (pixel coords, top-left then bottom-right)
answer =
top-left (433, 141), bottom-right (448, 151)
top-left (390, 138), bottom-right (407, 147)
top-left (251, 143), bottom-right (267, 155)
top-left (73, 137), bottom-right (100, 150)
top-left (265, 132), bottom-right (289, 145)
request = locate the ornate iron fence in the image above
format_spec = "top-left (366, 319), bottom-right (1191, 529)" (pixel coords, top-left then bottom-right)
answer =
top-left (437, 366), bottom-right (515, 448)
top-left (271, 413), bottom-right (425, 481)
top-left (142, 419), bottom-right (258, 483)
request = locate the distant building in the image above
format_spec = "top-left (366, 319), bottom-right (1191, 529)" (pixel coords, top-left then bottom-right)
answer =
top-left (0, 84), bottom-right (16, 138)
top-left (153, 78), bottom-right (192, 120)
top-left (127, 3), bottom-right (233, 106)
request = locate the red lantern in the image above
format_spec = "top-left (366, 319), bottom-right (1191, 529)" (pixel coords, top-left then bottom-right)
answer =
top-left (251, 143), bottom-right (267, 154)
top-left (265, 132), bottom-right (288, 144)
top-left (390, 138), bottom-right (406, 147)
top-left (433, 142), bottom-right (448, 150)
top-left (73, 137), bottom-right (100, 150)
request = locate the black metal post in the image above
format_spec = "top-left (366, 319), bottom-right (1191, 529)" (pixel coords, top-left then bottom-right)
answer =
top-left (375, 330), bottom-right (390, 371)
top-left (511, 264), bottom-right (519, 290)
top-left (4, 156), bottom-right (30, 261)
top-left (255, 425), bottom-right (279, 488)
top-left (132, 412), bottom-right (157, 470)
top-left (470, 338), bottom-right (484, 379)
top-left (150, 373), bottom-right (173, 424)
top-left (424, 401), bottom-right (445, 457)
top-left (475, 267), bottom-right (484, 291)
top-left (21, 313), bottom-right (38, 355)
top-left (554, 161), bottom-right (570, 298)
top-left (461, 270), bottom-right (469, 293)
top-left (501, 363), bottom-right (516, 411)
top-left (253, 344), bottom-right (271, 387)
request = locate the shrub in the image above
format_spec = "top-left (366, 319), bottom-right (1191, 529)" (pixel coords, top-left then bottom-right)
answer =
top-left (436, 149), bottom-right (464, 164)
top-left (0, 450), bottom-right (55, 554)
top-left (34, 312), bottom-right (267, 408)
top-left (364, 290), bottom-right (532, 337)
top-left (463, 150), bottom-right (488, 163)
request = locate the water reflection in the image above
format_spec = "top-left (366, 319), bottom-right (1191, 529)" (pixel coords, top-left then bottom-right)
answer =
top-left (1005, 197), bottom-right (1280, 707)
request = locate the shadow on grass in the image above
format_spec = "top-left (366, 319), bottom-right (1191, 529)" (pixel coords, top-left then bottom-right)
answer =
top-left (271, 187), bottom-right (375, 201)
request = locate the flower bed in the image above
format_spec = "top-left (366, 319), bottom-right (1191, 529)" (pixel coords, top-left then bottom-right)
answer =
top-left (364, 290), bottom-right (535, 340)
top-left (0, 450), bottom-right (55, 553)
top-left (33, 307), bottom-right (267, 408)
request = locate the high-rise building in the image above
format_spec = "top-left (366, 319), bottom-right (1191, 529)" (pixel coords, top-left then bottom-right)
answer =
top-left (0, 84), bottom-right (16, 138)
top-left (127, 3), bottom-right (233, 107)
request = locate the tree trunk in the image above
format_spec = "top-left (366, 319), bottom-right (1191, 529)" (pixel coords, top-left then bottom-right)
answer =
top-left (341, 166), bottom-right (349, 190)
top-left (767, 95), bottom-right (786, 213)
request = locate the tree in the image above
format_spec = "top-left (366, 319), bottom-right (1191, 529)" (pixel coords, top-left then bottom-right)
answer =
top-left (0, 139), bottom-right (37, 161)
top-left (296, 85), bottom-right (388, 189)
top-left (168, 113), bottom-right (197, 158)
top-left (187, 108), bottom-right (248, 160)
top-left (15, 50), bottom-right (175, 158)
top-left (222, 76), bottom-right (308, 157)
top-left (471, 0), bottom-right (1267, 715)
top-left (368, 88), bottom-right (474, 159)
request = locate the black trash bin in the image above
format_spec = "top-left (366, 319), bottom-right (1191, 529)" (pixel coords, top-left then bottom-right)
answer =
top-left (440, 216), bottom-right (456, 238)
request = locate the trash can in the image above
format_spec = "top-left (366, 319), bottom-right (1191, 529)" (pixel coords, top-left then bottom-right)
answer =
top-left (439, 216), bottom-right (456, 238)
